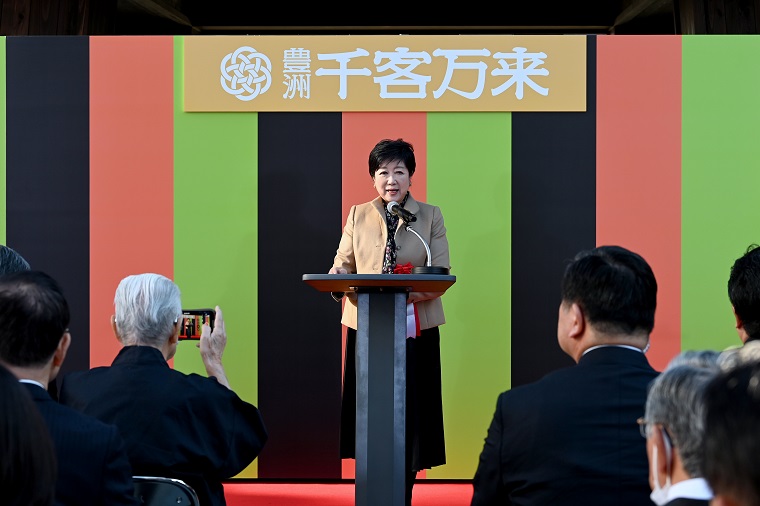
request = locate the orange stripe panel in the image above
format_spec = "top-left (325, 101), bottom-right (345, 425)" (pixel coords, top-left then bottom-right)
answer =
top-left (596, 35), bottom-right (682, 371)
top-left (342, 113), bottom-right (428, 219)
top-left (90, 37), bottom-right (175, 367)
top-left (340, 112), bottom-right (427, 479)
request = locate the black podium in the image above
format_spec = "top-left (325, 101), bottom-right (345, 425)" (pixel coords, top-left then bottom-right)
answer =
top-left (303, 274), bottom-right (456, 506)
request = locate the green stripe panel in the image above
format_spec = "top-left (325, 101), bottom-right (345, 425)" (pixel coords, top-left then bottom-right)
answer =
top-left (0, 36), bottom-right (5, 242)
top-left (426, 112), bottom-right (511, 479)
top-left (682, 36), bottom-right (760, 352)
top-left (172, 37), bottom-right (260, 477)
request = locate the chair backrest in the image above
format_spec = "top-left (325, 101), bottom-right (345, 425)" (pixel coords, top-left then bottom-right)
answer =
top-left (133, 476), bottom-right (200, 506)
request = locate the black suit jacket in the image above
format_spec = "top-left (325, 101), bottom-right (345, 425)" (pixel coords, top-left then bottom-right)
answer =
top-left (666, 499), bottom-right (710, 505)
top-left (59, 346), bottom-right (268, 506)
top-left (24, 383), bottom-right (137, 506)
top-left (471, 346), bottom-right (659, 506)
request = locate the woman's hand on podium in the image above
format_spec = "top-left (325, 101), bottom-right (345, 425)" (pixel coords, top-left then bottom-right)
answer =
top-left (328, 267), bottom-right (348, 301)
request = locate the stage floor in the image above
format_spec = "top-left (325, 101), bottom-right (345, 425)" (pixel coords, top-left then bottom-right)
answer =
top-left (225, 481), bottom-right (473, 506)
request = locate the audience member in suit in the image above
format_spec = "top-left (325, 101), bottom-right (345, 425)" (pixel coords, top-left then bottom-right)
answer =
top-left (0, 270), bottom-right (137, 506)
top-left (727, 243), bottom-right (760, 345)
top-left (470, 245), bottom-right (660, 506)
top-left (0, 243), bottom-right (65, 400)
top-left (702, 360), bottom-right (760, 506)
top-left (642, 350), bottom-right (721, 506)
top-left (59, 272), bottom-right (268, 506)
top-left (0, 361), bottom-right (57, 506)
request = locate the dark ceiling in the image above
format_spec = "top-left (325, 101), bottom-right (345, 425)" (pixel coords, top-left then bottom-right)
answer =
top-left (117, 0), bottom-right (679, 36)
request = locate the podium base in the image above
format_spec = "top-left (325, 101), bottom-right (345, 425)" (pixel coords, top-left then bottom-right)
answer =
top-left (412, 266), bottom-right (449, 275)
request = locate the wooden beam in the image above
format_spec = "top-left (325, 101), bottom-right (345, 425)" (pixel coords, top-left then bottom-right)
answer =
top-left (120, 0), bottom-right (192, 27)
top-left (191, 24), bottom-right (613, 34)
top-left (614, 0), bottom-right (673, 27)
top-left (1, 0), bottom-right (32, 35)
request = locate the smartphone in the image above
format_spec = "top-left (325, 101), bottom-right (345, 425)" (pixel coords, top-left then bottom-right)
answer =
top-left (179, 308), bottom-right (215, 340)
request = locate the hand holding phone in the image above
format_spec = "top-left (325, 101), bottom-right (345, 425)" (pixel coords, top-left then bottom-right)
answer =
top-left (179, 309), bottom-right (215, 340)
top-left (197, 306), bottom-right (230, 388)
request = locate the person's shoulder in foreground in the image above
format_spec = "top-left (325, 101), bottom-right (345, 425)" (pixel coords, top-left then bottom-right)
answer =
top-left (703, 359), bottom-right (760, 506)
top-left (471, 245), bottom-right (659, 506)
top-left (0, 361), bottom-right (57, 506)
top-left (58, 272), bottom-right (267, 506)
top-left (0, 270), bottom-right (137, 506)
top-left (29, 387), bottom-right (138, 505)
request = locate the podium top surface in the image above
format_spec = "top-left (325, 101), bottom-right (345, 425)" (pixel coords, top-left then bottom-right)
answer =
top-left (303, 273), bottom-right (456, 293)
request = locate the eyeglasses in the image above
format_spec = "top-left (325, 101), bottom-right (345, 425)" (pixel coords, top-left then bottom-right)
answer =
top-left (636, 417), bottom-right (650, 438)
top-left (637, 417), bottom-right (675, 446)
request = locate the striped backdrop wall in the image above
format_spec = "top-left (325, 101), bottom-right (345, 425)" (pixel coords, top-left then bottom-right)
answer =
top-left (1, 34), bottom-right (757, 481)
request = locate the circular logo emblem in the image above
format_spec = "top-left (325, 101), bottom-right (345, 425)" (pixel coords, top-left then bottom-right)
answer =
top-left (220, 46), bottom-right (272, 101)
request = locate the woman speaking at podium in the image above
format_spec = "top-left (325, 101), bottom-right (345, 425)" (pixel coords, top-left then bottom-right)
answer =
top-left (328, 138), bottom-right (451, 506)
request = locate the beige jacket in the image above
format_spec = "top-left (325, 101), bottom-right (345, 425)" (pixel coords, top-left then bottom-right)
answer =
top-left (331, 194), bottom-right (450, 330)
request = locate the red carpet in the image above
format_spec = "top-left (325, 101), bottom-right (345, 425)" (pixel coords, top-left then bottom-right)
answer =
top-left (225, 481), bottom-right (473, 506)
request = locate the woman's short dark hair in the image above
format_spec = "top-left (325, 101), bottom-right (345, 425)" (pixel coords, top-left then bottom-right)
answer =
top-left (368, 138), bottom-right (416, 178)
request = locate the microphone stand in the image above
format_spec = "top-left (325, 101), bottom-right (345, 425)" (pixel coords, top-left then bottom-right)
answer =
top-left (402, 222), bottom-right (449, 275)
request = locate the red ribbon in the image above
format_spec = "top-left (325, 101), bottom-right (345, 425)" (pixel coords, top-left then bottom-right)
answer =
top-left (393, 262), bottom-right (414, 274)
top-left (392, 262), bottom-right (420, 337)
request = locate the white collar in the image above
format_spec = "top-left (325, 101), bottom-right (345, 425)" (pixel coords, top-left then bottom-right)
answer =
top-left (18, 378), bottom-right (46, 390)
top-left (666, 477), bottom-right (713, 501)
top-left (583, 344), bottom-right (643, 356)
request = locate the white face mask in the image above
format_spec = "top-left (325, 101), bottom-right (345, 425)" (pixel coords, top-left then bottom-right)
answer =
top-left (649, 428), bottom-right (673, 506)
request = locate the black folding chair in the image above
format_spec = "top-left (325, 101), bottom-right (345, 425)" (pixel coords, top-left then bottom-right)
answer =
top-left (132, 476), bottom-right (200, 506)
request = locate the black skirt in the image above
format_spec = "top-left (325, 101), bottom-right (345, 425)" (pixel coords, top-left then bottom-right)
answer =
top-left (339, 326), bottom-right (446, 471)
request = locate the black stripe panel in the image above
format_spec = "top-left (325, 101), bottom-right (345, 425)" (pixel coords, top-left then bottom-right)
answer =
top-left (5, 36), bottom-right (90, 380)
top-left (257, 112), bottom-right (344, 478)
top-left (510, 35), bottom-right (597, 387)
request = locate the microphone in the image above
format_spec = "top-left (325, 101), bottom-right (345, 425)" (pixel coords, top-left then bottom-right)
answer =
top-left (387, 201), bottom-right (416, 223)
top-left (390, 204), bottom-right (450, 275)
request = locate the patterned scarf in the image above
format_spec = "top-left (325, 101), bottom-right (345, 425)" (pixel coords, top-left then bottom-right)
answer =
top-left (381, 192), bottom-right (410, 274)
